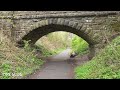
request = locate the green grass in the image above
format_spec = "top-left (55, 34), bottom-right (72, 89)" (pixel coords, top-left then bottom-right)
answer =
top-left (0, 33), bottom-right (44, 79)
top-left (75, 36), bottom-right (120, 79)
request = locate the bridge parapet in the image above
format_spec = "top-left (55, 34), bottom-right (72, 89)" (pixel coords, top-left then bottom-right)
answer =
top-left (0, 12), bottom-right (119, 43)
top-left (0, 11), bottom-right (120, 19)
top-left (0, 11), bottom-right (120, 59)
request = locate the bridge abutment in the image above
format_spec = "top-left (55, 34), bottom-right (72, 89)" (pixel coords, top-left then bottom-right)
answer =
top-left (0, 11), bottom-right (120, 59)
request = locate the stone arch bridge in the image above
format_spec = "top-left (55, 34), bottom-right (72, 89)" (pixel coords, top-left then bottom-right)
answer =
top-left (0, 11), bottom-right (120, 58)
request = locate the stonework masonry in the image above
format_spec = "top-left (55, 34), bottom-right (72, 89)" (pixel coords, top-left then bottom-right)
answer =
top-left (0, 11), bottom-right (120, 59)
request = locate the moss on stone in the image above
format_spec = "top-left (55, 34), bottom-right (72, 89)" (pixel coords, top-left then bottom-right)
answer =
top-left (111, 21), bottom-right (120, 32)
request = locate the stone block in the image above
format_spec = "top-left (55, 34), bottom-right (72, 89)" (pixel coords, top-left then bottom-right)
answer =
top-left (48, 19), bottom-right (53, 25)
top-left (71, 22), bottom-right (78, 28)
top-left (63, 20), bottom-right (69, 26)
top-left (52, 18), bottom-right (58, 24)
top-left (75, 23), bottom-right (83, 30)
top-left (57, 18), bottom-right (65, 25)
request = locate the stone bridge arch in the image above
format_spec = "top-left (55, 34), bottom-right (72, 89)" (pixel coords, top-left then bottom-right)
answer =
top-left (17, 18), bottom-right (100, 45)
top-left (17, 18), bottom-right (102, 59)
top-left (1, 11), bottom-right (120, 59)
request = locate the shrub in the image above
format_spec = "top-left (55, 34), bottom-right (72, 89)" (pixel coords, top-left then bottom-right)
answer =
top-left (75, 36), bottom-right (120, 79)
top-left (71, 35), bottom-right (89, 55)
top-left (0, 32), bottom-right (44, 79)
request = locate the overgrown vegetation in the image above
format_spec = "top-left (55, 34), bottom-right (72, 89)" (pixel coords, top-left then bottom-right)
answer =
top-left (0, 32), bottom-right (44, 79)
top-left (71, 35), bottom-right (89, 55)
top-left (35, 44), bottom-right (54, 56)
top-left (36, 31), bottom-right (89, 57)
top-left (75, 36), bottom-right (120, 79)
top-left (35, 31), bottom-right (73, 56)
top-left (111, 21), bottom-right (120, 32)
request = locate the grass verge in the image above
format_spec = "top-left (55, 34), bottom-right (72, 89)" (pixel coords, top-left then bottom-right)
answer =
top-left (75, 36), bottom-right (120, 79)
top-left (0, 32), bottom-right (44, 79)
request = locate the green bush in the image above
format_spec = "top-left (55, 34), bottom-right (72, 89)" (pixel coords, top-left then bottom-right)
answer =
top-left (71, 35), bottom-right (89, 55)
top-left (0, 36), bottom-right (44, 79)
top-left (36, 44), bottom-right (53, 56)
top-left (23, 40), bottom-right (31, 51)
top-left (1, 63), bottom-right (12, 79)
top-left (75, 36), bottom-right (120, 79)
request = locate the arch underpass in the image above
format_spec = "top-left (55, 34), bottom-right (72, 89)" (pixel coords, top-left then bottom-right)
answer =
top-left (1, 11), bottom-right (120, 79)
top-left (18, 19), bottom-right (98, 44)
top-left (1, 11), bottom-right (119, 59)
top-left (17, 19), bottom-right (97, 59)
top-left (1, 11), bottom-right (120, 55)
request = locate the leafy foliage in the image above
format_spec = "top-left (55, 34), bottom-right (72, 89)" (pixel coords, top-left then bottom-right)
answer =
top-left (0, 32), bottom-right (44, 79)
top-left (71, 35), bottom-right (89, 55)
top-left (36, 31), bottom-right (89, 57)
top-left (36, 44), bottom-right (53, 56)
top-left (75, 36), bottom-right (120, 79)
top-left (36, 31), bottom-right (74, 56)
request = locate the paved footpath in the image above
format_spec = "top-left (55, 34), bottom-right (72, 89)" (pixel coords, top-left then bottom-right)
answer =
top-left (27, 49), bottom-right (77, 79)
top-left (27, 61), bottom-right (74, 79)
